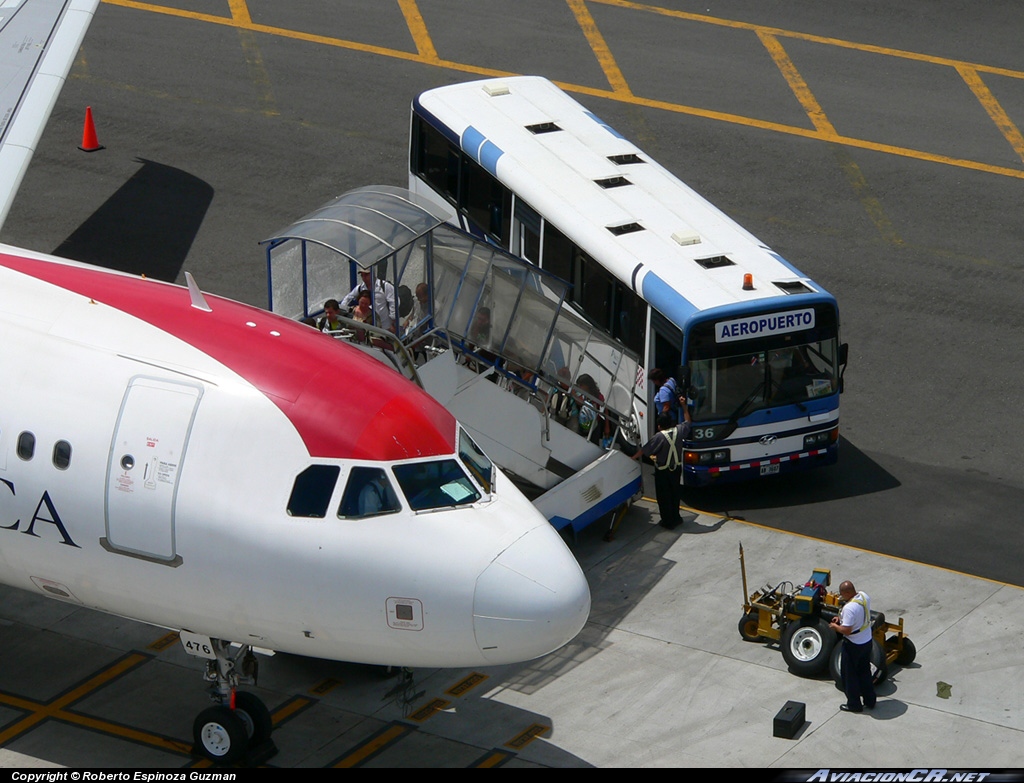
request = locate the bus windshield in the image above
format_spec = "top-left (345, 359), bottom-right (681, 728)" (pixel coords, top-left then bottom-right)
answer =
top-left (688, 337), bottom-right (840, 422)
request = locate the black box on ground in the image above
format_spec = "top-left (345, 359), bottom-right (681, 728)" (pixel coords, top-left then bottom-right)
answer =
top-left (773, 700), bottom-right (805, 739)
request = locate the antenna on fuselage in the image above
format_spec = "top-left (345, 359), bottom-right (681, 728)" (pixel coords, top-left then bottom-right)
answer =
top-left (184, 271), bottom-right (212, 312)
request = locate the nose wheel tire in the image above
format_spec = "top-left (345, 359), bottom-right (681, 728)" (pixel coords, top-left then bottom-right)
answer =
top-left (194, 706), bottom-right (247, 764)
top-left (780, 618), bottom-right (836, 676)
top-left (233, 691), bottom-right (273, 745)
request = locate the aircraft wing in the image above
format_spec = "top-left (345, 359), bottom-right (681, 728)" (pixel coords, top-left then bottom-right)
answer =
top-left (0, 0), bottom-right (100, 230)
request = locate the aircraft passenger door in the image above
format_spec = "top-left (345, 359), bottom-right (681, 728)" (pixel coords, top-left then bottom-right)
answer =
top-left (104, 377), bottom-right (202, 564)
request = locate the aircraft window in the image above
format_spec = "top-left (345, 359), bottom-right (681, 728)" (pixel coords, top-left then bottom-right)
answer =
top-left (287, 465), bottom-right (340, 518)
top-left (458, 430), bottom-right (493, 494)
top-left (338, 467), bottom-right (401, 519)
top-left (16, 432), bottom-right (35, 461)
top-left (392, 460), bottom-right (481, 512)
top-left (53, 441), bottom-right (72, 470)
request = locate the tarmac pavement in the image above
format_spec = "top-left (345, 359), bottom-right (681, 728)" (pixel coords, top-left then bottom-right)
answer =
top-left (0, 479), bottom-right (1020, 769)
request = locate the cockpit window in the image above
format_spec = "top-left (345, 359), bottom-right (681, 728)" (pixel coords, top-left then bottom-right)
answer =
top-left (287, 465), bottom-right (340, 518)
top-left (392, 460), bottom-right (481, 511)
top-left (338, 467), bottom-right (402, 519)
top-left (458, 429), bottom-right (493, 494)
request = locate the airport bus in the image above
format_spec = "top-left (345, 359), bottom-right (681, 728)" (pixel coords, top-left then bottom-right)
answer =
top-left (408, 76), bottom-right (847, 486)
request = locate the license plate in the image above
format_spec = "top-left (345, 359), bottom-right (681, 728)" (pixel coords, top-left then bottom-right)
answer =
top-left (760, 463), bottom-right (780, 476)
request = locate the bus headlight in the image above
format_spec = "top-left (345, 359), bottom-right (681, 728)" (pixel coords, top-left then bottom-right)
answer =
top-left (803, 427), bottom-right (839, 449)
top-left (684, 449), bottom-right (730, 466)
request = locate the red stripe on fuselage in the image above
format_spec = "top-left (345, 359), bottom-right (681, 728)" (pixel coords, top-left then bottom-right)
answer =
top-left (0, 252), bottom-right (455, 460)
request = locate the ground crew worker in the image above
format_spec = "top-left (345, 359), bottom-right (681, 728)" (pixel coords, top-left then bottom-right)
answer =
top-left (830, 580), bottom-right (877, 712)
top-left (632, 410), bottom-right (691, 529)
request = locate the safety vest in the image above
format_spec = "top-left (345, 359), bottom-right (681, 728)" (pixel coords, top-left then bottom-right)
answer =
top-left (851, 592), bottom-right (871, 631)
top-left (658, 427), bottom-right (681, 471)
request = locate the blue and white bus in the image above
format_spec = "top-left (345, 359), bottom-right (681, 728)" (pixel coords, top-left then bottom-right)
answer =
top-left (409, 76), bottom-right (847, 486)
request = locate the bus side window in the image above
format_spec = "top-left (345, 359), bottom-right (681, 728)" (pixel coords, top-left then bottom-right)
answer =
top-left (414, 115), bottom-right (459, 203)
top-left (339, 467), bottom-right (401, 519)
top-left (460, 157), bottom-right (511, 246)
top-left (613, 282), bottom-right (646, 357)
top-left (541, 220), bottom-right (572, 280)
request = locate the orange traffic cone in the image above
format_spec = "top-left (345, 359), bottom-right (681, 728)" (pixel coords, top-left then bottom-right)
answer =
top-left (78, 106), bottom-right (103, 152)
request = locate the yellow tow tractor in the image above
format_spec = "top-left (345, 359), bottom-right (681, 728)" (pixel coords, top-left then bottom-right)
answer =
top-left (737, 544), bottom-right (916, 686)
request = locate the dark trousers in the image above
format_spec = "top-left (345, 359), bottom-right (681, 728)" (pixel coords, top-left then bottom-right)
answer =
top-left (653, 466), bottom-right (682, 527)
top-left (841, 638), bottom-right (876, 709)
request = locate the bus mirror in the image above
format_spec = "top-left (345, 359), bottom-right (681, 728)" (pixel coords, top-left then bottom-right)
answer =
top-left (675, 365), bottom-right (691, 389)
top-left (838, 343), bottom-right (848, 394)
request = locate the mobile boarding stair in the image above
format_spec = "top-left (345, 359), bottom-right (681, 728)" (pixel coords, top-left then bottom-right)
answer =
top-left (261, 186), bottom-right (643, 535)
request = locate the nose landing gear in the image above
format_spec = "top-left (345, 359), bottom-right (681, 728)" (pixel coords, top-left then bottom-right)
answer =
top-left (183, 635), bottom-right (277, 765)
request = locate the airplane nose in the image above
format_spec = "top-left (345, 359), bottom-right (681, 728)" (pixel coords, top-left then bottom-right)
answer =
top-left (473, 525), bottom-right (591, 664)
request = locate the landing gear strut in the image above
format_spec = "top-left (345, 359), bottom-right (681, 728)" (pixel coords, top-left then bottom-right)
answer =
top-left (184, 636), bottom-right (276, 765)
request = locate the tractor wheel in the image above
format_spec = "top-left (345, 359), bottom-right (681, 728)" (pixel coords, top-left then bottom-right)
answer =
top-left (781, 618), bottom-right (836, 676)
top-left (738, 611), bottom-right (763, 642)
top-left (893, 636), bottom-right (917, 666)
top-left (829, 639), bottom-right (889, 690)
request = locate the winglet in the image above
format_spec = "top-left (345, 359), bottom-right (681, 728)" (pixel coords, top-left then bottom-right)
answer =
top-left (184, 271), bottom-right (212, 312)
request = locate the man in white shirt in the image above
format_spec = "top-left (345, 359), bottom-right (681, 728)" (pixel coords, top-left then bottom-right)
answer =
top-left (341, 269), bottom-right (396, 332)
top-left (829, 580), bottom-right (877, 712)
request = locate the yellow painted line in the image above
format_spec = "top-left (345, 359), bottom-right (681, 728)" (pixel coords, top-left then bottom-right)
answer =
top-left (757, 31), bottom-right (836, 138)
top-left (957, 64), bottom-right (1024, 166)
top-left (831, 145), bottom-right (903, 244)
top-left (0, 652), bottom-right (191, 755)
top-left (592, 0), bottom-right (1024, 80)
top-left (148, 630), bottom-right (180, 651)
top-left (759, 30), bottom-right (903, 243)
top-left (227, 0), bottom-right (250, 24)
top-left (227, 0), bottom-right (279, 117)
top-left (272, 695), bottom-right (316, 724)
top-left (407, 696), bottom-right (449, 722)
top-left (98, 0), bottom-right (1024, 181)
top-left (47, 711), bottom-right (194, 754)
top-left (566, 0), bottom-right (633, 96)
top-left (397, 0), bottom-right (439, 62)
top-left (630, 496), bottom-right (1024, 591)
top-left (331, 722), bottom-right (414, 768)
top-left (472, 749), bottom-right (515, 767)
top-left (310, 677), bottom-right (344, 695)
top-left (102, 0), bottom-right (482, 71)
top-left (552, 82), bottom-right (1024, 180)
top-left (446, 671), bottom-right (489, 698)
top-left (505, 722), bottom-right (550, 750)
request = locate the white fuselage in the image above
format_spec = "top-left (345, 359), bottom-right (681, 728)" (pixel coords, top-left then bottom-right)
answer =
top-left (0, 246), bottom-right (590, 668)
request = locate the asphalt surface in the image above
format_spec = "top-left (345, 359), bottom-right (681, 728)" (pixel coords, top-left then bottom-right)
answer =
top-left (0, 0), bottom-right (1022, 768)
top-left (1, 501), bottom-right (1022, 769)
top-left (5, 1), bottom-right (1021, 585)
